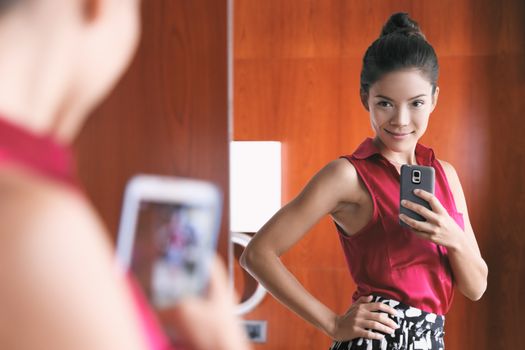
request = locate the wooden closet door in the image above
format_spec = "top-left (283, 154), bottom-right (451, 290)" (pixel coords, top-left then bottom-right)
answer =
top-left (74, 0), bottom-right (230, 258)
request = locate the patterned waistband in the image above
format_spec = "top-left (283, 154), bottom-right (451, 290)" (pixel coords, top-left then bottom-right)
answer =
top-left (371, 295), bottom-right (445, 337)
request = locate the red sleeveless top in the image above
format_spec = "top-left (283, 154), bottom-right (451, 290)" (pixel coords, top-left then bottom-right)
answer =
top-left (336, 138), bottom-right (464, 315)
top-left (0, 116), bottom-right (172, 349)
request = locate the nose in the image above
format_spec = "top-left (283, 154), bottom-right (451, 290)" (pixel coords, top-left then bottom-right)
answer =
top-left (390, 105), bottom-right (410, 126)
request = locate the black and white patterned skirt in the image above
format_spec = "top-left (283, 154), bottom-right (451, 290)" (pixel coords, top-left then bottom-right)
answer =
top-left (329, 295), bottom-right (445, 350)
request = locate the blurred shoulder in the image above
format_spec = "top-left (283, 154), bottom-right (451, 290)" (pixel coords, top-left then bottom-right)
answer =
top-left (0, 166), bottom-right (106, 245)
top-left (0, 168), bottom-right (148, 350)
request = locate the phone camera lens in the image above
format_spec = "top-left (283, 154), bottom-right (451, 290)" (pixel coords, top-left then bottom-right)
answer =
top-left (412, 170), bottom-right (421, 184)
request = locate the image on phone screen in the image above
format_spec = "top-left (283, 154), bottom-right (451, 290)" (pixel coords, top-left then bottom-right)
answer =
top-left (130, 201), bottom-right (216, 308)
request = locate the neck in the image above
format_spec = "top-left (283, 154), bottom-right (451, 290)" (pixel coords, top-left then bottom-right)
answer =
top-left (0, 7), bottom-right (81, 144)
top-left (372, 136), bottom-right (418, 165)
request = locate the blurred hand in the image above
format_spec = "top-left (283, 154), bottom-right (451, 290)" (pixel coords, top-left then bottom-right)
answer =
top-left (157, 255), bottom-right (251, 350)
top-left (330, 295), bottom-right (399, 342)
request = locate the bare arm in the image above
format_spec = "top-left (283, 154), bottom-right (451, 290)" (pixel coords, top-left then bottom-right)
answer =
top-left (440, 160), bottom-right (488, 300)
top-left (240, 159), bottom-right (399, 341)
top-left (0, 178), bottom-right (149, 350)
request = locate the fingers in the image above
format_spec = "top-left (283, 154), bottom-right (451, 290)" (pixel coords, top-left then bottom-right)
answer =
top-left (355, 295), bottom-right (373, 304)
top-left (352, 297), bottom-right (399, 319)
top-left (409, 228), bottom-right (438, 243)
top-left (333, 298), bottom-right (404, 342)
top-left (357, 298), bottom-right (400, 337)
top-left (357, 328), bottom-right (387, 341)
top-left (364, 301), bottom-right (398, 317)
top-left (362, 300), bottom-right (400, 333)
top-left (413, 189), bottom-right (446, 214)
top-left (361, 320), bottom-right (396, 336)
top-left (353, 312), bottom-right (399, 340)
top-left (367, 310), bottom-right (399, 330)
top-left (399, 213), bottom-right (435, 233)
top-left (400, 199), bottom-right (437, 222)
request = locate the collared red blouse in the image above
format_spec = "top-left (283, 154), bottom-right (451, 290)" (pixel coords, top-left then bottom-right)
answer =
top-left (335, 137), bottom-right (464, 315)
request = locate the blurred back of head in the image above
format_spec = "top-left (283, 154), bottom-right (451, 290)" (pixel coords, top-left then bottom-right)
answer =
top-left (0, 0), bottom-right (141, 142)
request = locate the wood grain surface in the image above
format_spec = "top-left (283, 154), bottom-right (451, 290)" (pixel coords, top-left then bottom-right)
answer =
top-left (234, 0), bottom-right (525, 349)
top-left (74, 0), bottom-right (230, 257)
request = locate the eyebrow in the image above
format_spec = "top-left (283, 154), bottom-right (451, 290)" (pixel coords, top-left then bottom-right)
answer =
top-left (374, 94), bottom-right (427, 101)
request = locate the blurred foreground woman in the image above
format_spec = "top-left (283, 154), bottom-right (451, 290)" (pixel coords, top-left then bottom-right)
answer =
top-left (0, 1), bottom-right (249, 349)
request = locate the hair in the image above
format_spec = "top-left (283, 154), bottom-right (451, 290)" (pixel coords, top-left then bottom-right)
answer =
top-left (360, 13), bottom-right (439, 104)
top-left (0, 0), bottom-right (19, 13)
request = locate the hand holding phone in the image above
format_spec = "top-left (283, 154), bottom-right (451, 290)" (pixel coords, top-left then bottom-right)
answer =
top-left (399, 165), bottom-right (435, 227)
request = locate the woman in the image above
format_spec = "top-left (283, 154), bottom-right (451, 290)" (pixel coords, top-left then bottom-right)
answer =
top-left (241, 12), bottom-right (488, 349)
top-left (0, 0), bottom-right (248, 349)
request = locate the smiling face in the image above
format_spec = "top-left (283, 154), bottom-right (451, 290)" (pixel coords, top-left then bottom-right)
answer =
top-left (365, 69), bottom-right (439, 154)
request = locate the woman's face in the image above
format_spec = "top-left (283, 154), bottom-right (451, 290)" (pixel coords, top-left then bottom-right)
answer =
top-left (366, 69), bottom-right (439, 153)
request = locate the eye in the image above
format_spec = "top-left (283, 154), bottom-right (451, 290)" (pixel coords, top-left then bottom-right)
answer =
top-left (377, 101), bottom-right (393, 108)
top-left (412, 100), bottom-right (425, 107)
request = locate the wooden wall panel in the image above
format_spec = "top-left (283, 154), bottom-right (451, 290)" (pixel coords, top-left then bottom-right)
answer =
top-left (74, 0), bottom-right (230, 257)
top-left (235, 0), bottom-right (525, 349)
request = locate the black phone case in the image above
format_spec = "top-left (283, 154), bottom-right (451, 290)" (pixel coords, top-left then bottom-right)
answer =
top-left (399, 165), bottom-right (435, 227)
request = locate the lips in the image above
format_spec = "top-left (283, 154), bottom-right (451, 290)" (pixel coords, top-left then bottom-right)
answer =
top-left (385, 129), bottom-right (413, 136)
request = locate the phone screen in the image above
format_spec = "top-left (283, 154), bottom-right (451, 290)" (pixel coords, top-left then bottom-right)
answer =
top-left (130, 201), bottom-right (217, 308)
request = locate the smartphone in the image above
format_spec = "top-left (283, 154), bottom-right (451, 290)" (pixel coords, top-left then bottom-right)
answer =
top-left (399, 165), bottom-right (435, 227)
top-left (116, 175), bottom-right (222, 308)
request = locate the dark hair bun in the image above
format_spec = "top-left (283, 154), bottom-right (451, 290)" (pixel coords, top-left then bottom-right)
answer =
top-left (381, 12), bottom-right (425, 39)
